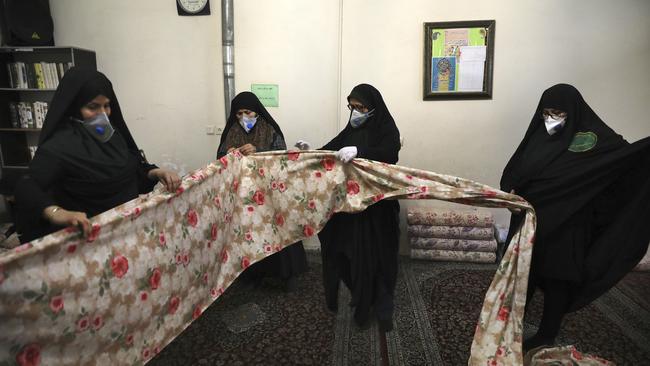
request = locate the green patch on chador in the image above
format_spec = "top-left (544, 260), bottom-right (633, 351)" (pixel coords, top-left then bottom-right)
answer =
top-left (569, 131), bottom-right (598, 152)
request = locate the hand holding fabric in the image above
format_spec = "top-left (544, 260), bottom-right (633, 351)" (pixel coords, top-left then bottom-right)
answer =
top-left (148, 168), bottom-right (182, 192)
top-left (336, 146), bottom-right (357, 163)
top-left (43, 206), bottom-right (92, 237)
top-left (294, 140), bottom-right (311, 150)
top-left (238, 143), bottom-right (257, 156)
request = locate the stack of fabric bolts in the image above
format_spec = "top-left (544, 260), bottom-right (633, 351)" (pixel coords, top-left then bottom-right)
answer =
top-left (407, 207), bottom-right (498, 263)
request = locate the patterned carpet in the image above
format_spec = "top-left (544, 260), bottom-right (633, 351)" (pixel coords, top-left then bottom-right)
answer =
top-left (149, 254), bottom-right (650, 365)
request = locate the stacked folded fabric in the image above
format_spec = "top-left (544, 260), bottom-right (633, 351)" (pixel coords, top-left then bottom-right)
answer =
top-left (407, 208), bottom-right (497, 263)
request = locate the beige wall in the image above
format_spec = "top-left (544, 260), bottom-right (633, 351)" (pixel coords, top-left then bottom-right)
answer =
top-left (49, 0), bottom-right (650, 249)
top-left (50, 0), bottom-right (225, 173)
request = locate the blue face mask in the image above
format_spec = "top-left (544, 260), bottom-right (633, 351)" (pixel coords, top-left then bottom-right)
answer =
top-left (239, 115), bottom-right (258, 133)
top-left (349, 109), bottom-right (374, 128)
top-left (71, 112), bottom-right (115, 143)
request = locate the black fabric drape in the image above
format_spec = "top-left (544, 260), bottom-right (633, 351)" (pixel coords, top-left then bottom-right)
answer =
top-left (219, 92), bottom-right (307, 281)
top-left (319, 84), bottom-right (401, 325)
top-left (15, 67), bottom-right (158, 243)
top-left (501, 84), bottom-right (650, 311)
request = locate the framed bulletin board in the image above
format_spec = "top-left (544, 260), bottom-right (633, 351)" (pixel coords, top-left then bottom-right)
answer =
top-left (423, 20), bottom-right (495, 100)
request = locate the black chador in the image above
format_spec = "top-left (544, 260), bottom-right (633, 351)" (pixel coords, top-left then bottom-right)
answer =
top-left (319, 84), bottom-right (401, 331)
top-left (501, 84), bottom-right (650, 349)
top-left (15, 68), bottom-right (158, 243)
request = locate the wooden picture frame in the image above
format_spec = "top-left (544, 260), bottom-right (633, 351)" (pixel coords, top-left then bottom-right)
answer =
top-left (423, 20), bottom-right (495, 100)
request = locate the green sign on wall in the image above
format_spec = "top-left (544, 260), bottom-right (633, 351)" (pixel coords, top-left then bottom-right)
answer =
top-left (251, 84), bottom-right (279, 107)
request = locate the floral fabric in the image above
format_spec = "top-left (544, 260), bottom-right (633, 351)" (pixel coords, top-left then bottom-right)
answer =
top-left (407, 224), bottom-right (495, 240)
top-left (527, 345), bottom-right (614, 365)
top-left (410, 237), bottom-right (498, 252)
top-left (407, 208), bottom-right (495, 227)
top-left (0, 150), bottom-right (534, 366)
top-left (411, 248), bottom-right (497, 263)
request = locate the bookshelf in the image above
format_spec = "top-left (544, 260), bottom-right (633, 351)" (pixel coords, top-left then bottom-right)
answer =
top-left (0, 47), bottom-right (96, 214)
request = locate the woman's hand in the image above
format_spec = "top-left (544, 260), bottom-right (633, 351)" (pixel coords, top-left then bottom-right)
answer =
top-left (336, 146), bottom-right (358, 163)
top-left (294, 140), bottom-right (311, 150)
top-left (148, 168), bottom-right (182, 192)
top-left (43, 206), bottom-right (91, 237)
top-left (238, 143), bottom-right (257, 156)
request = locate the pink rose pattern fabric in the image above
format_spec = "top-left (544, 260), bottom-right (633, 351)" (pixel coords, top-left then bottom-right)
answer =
top-left (407, 208), bottom-right (495, 227)
top-left (410, 237), bottom-right (498, 252)
top-left (410, 248), bottom-right (497, 263)
top-left (0, 151), bottom-right (535, 365)
top-left (407, 224), bottom-right (495, 240)
top-left (528, 345), bottom-right (614, 365)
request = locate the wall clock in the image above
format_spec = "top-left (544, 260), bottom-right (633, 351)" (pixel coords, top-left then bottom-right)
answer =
top-left (177, 0), bottom-right (210, 16)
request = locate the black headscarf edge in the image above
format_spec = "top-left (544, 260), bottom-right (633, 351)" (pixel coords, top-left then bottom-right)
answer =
top-left (39, 67), bottom-right (139, 152)
top-left (217, 91), bottom-right (285, 151)
top-left (500, 83), bottom-right (625, 191)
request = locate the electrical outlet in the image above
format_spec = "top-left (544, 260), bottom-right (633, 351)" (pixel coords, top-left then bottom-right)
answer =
top-left (205, 125), bottom-right (215, 135)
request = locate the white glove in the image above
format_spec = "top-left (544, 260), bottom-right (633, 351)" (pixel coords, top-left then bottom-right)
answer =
top-left (294, 140), bottom-right (311, 150)
top-left (336, 146), bottom-right (357, 163)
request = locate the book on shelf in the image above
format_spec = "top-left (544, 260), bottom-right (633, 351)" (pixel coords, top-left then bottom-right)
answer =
top-left (8, 101), bottom-right (48, 129)
top-left (19, 62), bottom-right (28, 89)
top-left (18, 102), bottom-right (32, 128)
top-left (34, 63), bottom-right (46, 89)
top-left (8, 102), bottom-right (19, 128)
top-left (5, 62), bottom-right (70, 89)
top-left (6, 64), bottom-right (14, 88)
top-left (34, 101), bottom-right (48, 128)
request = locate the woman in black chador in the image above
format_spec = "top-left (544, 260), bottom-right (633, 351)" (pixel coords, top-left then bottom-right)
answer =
top-left (15, 67), bottom-right (180, 243)
top-left (501, 84), bottom-right (650, 351)
top-left (318, 84), bottom-right (401, 332)
top-left (217, 91), bottom-right (307, 291)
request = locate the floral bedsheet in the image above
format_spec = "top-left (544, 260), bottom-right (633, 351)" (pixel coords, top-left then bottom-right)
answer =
top-left (0, 150), bottom-right (535, 366)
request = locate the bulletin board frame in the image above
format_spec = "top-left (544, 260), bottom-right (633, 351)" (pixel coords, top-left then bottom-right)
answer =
top-left (423, 20), bottom-right (495, 100)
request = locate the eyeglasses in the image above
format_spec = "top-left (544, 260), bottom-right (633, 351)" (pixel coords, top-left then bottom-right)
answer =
top-left (542, 108), bottom-right (567, 119)
top-left (347, 103), bottom-right (368, 112)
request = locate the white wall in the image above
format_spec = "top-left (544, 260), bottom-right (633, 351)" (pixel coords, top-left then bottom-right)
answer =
top-left (338, 0), bottom-right (650, 188)
top-left (237, 0), bottom-right (650, 250)
top-left (50, 0), bottom-right (225, 173)
top-left (49, 0), bottom-right (650, 250)
top-left (234, 1), bottom-right (342, 145)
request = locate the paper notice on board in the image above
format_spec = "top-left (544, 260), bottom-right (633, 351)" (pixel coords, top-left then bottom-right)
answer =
top-left (458, 46), bottom-right (487, 91)
top-left (444, 29), bottom-right (469, 57)
top-left (459, 46), bottom-right (486, 62)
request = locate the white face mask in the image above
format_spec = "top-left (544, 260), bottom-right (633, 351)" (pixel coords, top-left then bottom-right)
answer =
top-left (544, 115), bottom-right (566, 135)
top-left (238, 115), bottom-right (258, 133)
top-left (72, 112), bottom-right (115, 143)
top-left (349, 109), bottom-right (374, 128)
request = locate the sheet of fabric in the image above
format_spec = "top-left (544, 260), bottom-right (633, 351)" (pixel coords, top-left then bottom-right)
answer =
top-left (0, 151), bottom-right (534, 366)
top-left (411, 248), bottom-right (496, 263)
top-left (407, 208), bottom-right (495, 227)
top-left (527, 345), bottom-right (614, 365)
top-left (410, 237), bottom-right (498, 252)
top-left (407, 224), bottom-right (494, 240)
